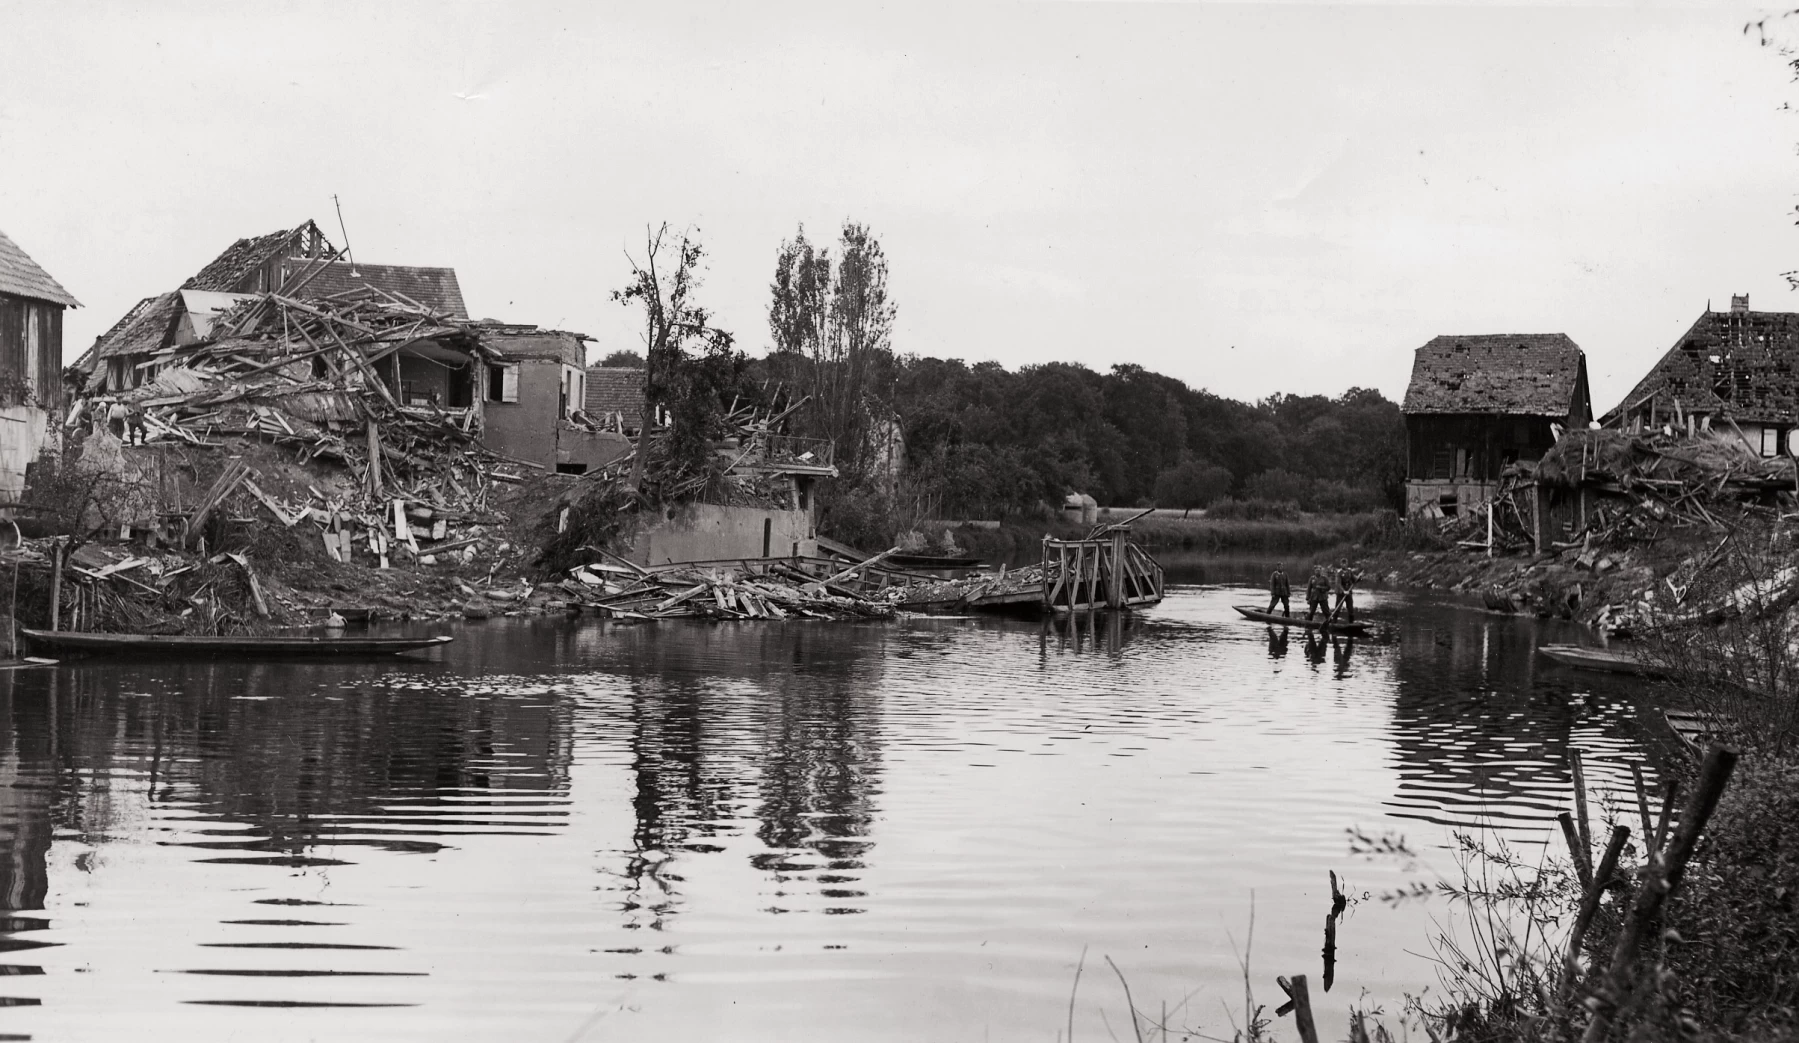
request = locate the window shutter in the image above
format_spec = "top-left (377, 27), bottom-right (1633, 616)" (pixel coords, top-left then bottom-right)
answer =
top-left (501, 364), bottom-right (519, 403)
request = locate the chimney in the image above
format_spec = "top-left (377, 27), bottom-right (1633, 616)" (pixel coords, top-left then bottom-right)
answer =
top-left (1731, 293), bottom-right (1750, 313)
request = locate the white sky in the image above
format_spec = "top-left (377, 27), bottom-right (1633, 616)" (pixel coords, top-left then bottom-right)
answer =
top-left (3, 1), bottom-right (1798, 413)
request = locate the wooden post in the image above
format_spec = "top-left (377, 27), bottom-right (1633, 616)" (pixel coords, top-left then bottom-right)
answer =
top-left (1562, 823), bottom-right (1630, 1001)
top-left (1107, 529), bottom-right (1125, 609)
top-left (48, 539), bottom-right (63, 633)
top-left (1558, 811), bottom-right (1593, 890)
top-left (1486, 499), bottom-right (1494, 557)
top-left (9, 555), bottom-right (18, 659)
top-left (1630, 763), bottom-right (1653, 841)
top-left (1289, 973), bottom-right (1320, 1043)
top-left (1570, 748), bottom-right (1592, 855)
top-left (1582, 746), bottom-right (1738, 1042)
top-left (366, 419), bottom-right (384, 498)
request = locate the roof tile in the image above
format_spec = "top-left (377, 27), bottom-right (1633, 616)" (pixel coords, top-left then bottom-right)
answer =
top-left (0, 228), bottom-right (79, 307)
top-left (1402, 334), bottom-right (1585, 416)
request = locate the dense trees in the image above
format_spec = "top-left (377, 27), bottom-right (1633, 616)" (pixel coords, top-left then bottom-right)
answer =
top-left (743, 220), bottom-right (1405, 534)
top-left (866, 357), bottom-right (1405, 520)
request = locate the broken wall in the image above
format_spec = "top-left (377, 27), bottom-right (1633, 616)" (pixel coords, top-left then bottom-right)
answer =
top-left (486, 357), bottom-right (628, 472)
top-left (625, 502), bottom-right (817, 566)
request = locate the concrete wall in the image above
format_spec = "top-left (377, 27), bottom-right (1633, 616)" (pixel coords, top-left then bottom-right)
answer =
top-left (0, 404), bottom-right (51, 501)
top-left (626, 502), bottom-right (817, 566)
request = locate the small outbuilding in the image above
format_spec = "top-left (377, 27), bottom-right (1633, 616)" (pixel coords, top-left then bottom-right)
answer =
top-left (0, 227), bottom-right (79, 497)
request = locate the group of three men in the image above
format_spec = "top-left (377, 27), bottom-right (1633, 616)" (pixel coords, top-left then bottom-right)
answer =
top-left (1266, 559), bottom-right (1359, 624)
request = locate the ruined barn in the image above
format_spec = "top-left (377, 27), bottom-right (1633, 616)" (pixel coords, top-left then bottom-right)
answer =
top-left (1401, 333), bottom-right (1591, 517)
top-left (1606, 295), bottom-right (1799, 456)
top-left (0, 228), bottom-right (78, 497)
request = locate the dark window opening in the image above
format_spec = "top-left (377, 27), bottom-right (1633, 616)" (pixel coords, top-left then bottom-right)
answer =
top-left (487, 364), bottom-right (506, 402)
top-left (555, 463), bottom-right (588, 475)
top-left (447, 365), bottom-right (473, 408)
top-left (311, 355), bottom-right (329, 379)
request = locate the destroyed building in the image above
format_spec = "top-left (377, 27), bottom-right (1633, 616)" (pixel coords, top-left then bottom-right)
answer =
top-left (1605, 295), bottom-right (1799, 456)
top-left (1401, 333), bottom-right (1592, 517)
top-left (481, 328), bottom-right (630, 474)
top-left (0, 228), bottom-right (79, 498)
top-left (77, 220), bottom-right (467, 394)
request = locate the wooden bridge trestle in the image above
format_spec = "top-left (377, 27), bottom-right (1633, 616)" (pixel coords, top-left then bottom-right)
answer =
top-left (1040, 524), bottom-right (1164, 613)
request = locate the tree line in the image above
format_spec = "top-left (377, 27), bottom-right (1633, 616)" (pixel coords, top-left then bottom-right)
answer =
top-left (609, 221), bottom-right (1406, 537)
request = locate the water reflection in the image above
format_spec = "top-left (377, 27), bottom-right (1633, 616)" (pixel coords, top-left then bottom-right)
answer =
top-left (1381, 597), bottom-right (1660, 830)
top-left (0, 586), bottom-right (1683, 1040)
top-left (576, 622), bottom-right (887, 928)
top-left (1042, 609), bottom-right (1135, 657)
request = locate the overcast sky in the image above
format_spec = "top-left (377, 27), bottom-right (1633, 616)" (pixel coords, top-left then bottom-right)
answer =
top-left (3, 1), bottom-right (1797, 412)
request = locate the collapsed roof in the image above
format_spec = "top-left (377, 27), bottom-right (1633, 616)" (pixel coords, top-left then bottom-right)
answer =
top-left (1609, 307), bottom-right (1799, 425)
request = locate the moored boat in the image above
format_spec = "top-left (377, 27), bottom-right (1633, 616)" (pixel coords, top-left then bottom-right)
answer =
top-left (1663, 708), bottom-right (1713, 755)
top-left (21, 629), bottom-right (453, 658)
top-left (1536, 643), bottom-right (1664, 677)
top-left (1231, 605), bottom-right (1370, 635)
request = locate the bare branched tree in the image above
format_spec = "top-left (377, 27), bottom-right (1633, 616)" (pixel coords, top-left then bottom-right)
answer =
top-left (613, 223), bottom-right (733, 491)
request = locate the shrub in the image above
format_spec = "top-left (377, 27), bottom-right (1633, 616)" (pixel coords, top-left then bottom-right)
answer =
top-left (1205, 497), bottom-right (1302, 521)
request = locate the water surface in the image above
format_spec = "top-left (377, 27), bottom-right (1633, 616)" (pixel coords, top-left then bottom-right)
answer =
top-left (0, 575), bottom-right (1674, 1041)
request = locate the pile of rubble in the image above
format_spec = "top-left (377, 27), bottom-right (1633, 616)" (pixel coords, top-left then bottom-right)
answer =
top-left (64, 287), bottom-right (538, 573)
top-left (1435, 429), bottom-right (1797, 554)
top-left (544, 547), bottom-right (1047, 620)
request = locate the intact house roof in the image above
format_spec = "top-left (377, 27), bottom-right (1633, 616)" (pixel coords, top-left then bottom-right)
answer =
top-left (0, 227), bottom-right (79, 307)
top-left (1607, 308), bottom-right (1799, 426)
top-left (1402, 334), bottom-right (1590, 419)
top-left (586, 366), bottom-right (644, 428)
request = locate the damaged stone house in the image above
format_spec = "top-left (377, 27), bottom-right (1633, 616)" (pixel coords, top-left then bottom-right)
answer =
top-left (74, 220), bottom-right (626, 473)
top-left (0, 228), bottom-right (78, 498)
top-left (1402, 333), bottom-right (1592, 517)
top-left (483, 328), bottom-right (630, 473)
top-left (1604, 295), bottom-right (1799, 456)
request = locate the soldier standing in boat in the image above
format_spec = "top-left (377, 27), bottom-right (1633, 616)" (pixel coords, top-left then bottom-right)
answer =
top-left (1266, 563), bottom-right (1291, 617)
top-left (1304, 564), bottom-right (1330, 621)
top-left (1330, 558), bottom-right (1362, 624)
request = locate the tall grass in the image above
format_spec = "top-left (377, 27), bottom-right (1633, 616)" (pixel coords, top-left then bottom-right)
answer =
top-left (1125, 511), bottom-right (1387, 553)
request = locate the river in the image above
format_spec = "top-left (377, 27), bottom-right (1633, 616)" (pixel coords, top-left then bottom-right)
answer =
top-left (0, 560), bottom-right (1677, 1041)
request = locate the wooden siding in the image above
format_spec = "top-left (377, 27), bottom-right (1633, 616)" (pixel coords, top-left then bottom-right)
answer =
top-left (0, 291), bottom-right (64, 411)
top-left (1406, 413), bottom-right (1558, 482)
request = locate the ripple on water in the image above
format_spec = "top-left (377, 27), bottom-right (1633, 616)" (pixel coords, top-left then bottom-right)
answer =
top-left (0, 588), bottom-right (1676, 1040)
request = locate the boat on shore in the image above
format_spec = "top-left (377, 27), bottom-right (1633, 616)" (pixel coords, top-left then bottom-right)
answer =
top-left (1663, 708), bottom-right (1713, 755)
top-left (1536, 643), bottom-right (1664, 677)
top-left (21, 629), bottom-right (453, 658)
top-left (1231, 605), bottom-right (1370, 635)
